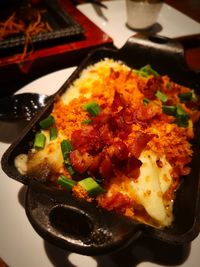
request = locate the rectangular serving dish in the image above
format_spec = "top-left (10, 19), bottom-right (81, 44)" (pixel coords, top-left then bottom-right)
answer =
top-left (1, 34), bottom-right (200, 255)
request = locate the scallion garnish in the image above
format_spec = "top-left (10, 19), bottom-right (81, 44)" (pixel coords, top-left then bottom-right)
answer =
top-left (176, 104), bottom-right (188, 116)
top-left (138, 64), bottom-right (160, 77)
top-left (155, 90), bottom-right (168, 103)
top-left (163, 104), bottom-right (189, 127)
top-left (50, 127), bottom-right (57, 140)
top-left (82, 118), bottom-right (92, 124)
top-left (179, 92), bottom-right (192, 102)
top-left (34, 132), bottom-right (46, 149)
top-left (65, 164), bottom-right (76, 176)
top-left (39, 115), bottom-right (55, 129)
top-left (61, 139), bottom-right (73, 160)
top-left (134, 69), bottom-right (149, 78)
top-left (175, 104), bottom-right (189, 127)
top-left (83, 102), bottom-right (101, 117)
top-left (78, 177), bottom-right (104, 196)
top-left (143, 98), bottom-right (150, 105)
top-left (57, 175), bottom-right (76, 190)
top-left (162, 105), bottom-right (177, 116)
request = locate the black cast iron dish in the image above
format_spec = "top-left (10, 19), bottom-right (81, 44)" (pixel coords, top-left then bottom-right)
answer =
top-left (1, 34), bottom-right (200, 255)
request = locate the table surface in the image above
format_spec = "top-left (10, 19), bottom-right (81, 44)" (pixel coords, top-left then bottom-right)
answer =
top-left (164, 0), bottom-right (200, 23)
top-left (0, 1), bottom-right (200, 267)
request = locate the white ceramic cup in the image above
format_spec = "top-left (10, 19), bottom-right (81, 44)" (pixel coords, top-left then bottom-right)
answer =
top-left (126, 0), bottom-right (163, 30)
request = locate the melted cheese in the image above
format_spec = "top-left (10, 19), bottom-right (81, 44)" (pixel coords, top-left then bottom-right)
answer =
top-left (130, 150), bottom-right (173, 226)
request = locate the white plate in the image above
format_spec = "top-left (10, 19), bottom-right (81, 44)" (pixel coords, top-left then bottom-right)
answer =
top-left (77, 0), bottom-right (200, 48)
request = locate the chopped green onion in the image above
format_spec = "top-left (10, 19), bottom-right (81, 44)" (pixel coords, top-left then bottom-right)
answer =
top-left (155, 90), bottom-right (168, 103)
top-left (83, 102), bottom-right (101, 117)
top-left (34, 132), bottom-right (46, 149)
top-left (61, 140), bottom-right (73, 160)
top-left (162, 105), bottom-right (177, 116)
top-left (163, 104), bottom-right (189, 127)
top-left (78, 177), bottom-right (104, 196)
top-left (175, 104), bottom-right (189, 127)
top-left (134, 69), bottom-right (149, 78)
top-left (39, 115), bottom-right (55, 129)
top-left (179, 92), bottom-right (192, 102)
top-left (50, 127), bottom-right (57, 140)
top-left (176, 104), bottom-right (188, 116)
top-left (82, 118), bottom-right (92, 124)
top-left (139, 64), bottom-right (160, 77)
top-left (65, 164), bottom-right (76, 176)
top-left (176, 116), bottom-right (189, 127)
top-left (63, 157), bottom-right (76, 176)
top-left (57, 175), bottom-right (76, 190)
top-left (143, 98), bottom-right (150, 105)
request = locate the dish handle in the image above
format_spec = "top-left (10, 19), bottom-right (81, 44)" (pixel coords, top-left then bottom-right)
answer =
top-left (120, 33), bottom-right (187, 69)
top-left (25, 181), bottom-right (142, 255)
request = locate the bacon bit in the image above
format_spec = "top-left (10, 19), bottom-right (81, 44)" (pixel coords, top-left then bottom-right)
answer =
top-left (110, 112), bottom-right (125, 130)
top-left (99, 155), bottom-right (114, 179)
top-left (111, 91), bottom-right (127, 111)
top-left (99, 124), bottom-right (113, 146)
top-left (125, 156), bottom-right (142, 179)
top-left (70, 150), bottom-right (93, 174)
top-left (156, 113), bottom-right (175, 123)
top-left (98, 192), bottom-right (133, 212)
top-left (120, 106), bottom-right (135, 125)
top-left (71, 125), bottom-right (102, 153)
top-left (110, 112), bottom-right (132, 139)
top-left (128, 132), bottom-right (155, 158)
top-left (109, 68), bottom-right (120, 79)
top-left (88, 154), bottom-right (103, 175)
top-left (106, 141), bottom-right (129, 161)
top-left (125, 69), bottom-right (133, 82)
top-left (136, 103), bottom-right (162, 122)
top-left (173, 164), bottom-right (191, 178)
top-left (92, 111), bottom-right (110, 126)
top-left (140, 76), bottom-right (162, 100)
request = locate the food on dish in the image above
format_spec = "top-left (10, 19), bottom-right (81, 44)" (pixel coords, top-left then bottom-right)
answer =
top-left (16, 59), bottom-right (200, 228)
top-left (0, 2), bottom-right (53, 59)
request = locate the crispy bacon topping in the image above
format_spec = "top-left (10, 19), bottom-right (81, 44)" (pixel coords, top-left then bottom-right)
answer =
top-left (111, 91), bottom-right (127, 111)
top-left (69, 150), bottom-right (93, 174)
top-left (128, 132), bottom-right (155, 158)
top-left (68, 90), bottom-right (158, 183)
top-left (71, 125), bottom-right (102, 153)
top-left (136, 103), bottom-right (161, 122)
top-left (140, 76), bottom-right (162, 100)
